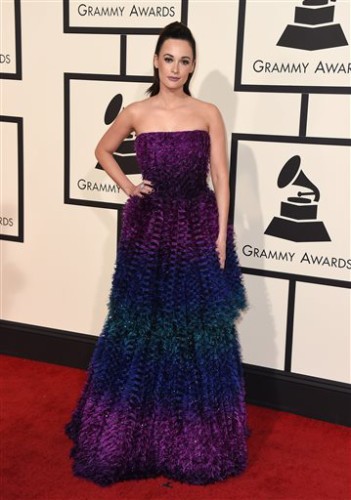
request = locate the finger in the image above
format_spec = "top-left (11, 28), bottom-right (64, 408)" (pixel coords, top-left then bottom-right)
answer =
top-left (219, 254), bottom-right (225, 268)
top-left (140, 187), bottom-right (151, 196)
top-left (143, 179), bottom-right (153, 185)
top-left (140, 181), bottom-right (153, 191)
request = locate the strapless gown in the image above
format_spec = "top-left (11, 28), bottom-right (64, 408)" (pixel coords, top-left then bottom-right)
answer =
top-left (64, 129), bottom-right (249, 486)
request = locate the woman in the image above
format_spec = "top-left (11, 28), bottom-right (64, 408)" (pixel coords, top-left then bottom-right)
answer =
top-left (65, 21), bottom-right (249, 486)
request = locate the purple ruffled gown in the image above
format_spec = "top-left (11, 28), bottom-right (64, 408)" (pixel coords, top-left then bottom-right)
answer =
top-left (65, 129), bottom-right (249, 486)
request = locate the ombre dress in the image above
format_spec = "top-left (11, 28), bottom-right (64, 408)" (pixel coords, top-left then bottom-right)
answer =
top-left (64, 129), bottom-right (249, 486)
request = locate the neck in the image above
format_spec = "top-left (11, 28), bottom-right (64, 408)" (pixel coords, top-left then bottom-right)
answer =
top-left (157, 85), bottom-right (188, 107)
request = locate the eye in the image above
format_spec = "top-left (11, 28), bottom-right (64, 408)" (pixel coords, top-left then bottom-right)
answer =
top-left (181, 60), bottom-right (190, 65)
top-left (164, 56), bottom-right (173, 63)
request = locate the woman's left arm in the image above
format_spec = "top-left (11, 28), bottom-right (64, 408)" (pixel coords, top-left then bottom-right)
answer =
top-left (208, 104), bottom-right (230, 268)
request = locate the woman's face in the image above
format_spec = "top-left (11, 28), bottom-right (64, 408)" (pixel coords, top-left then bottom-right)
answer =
top-left (154, 38), bottom-right (195, 92)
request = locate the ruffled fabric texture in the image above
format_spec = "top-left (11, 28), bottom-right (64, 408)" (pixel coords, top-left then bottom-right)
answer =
top-left (65, 130), bottom-right (249, 486)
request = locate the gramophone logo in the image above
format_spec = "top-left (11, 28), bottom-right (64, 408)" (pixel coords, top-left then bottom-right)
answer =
top-left (95, 93), bottom-right (139, 175)
top-left (265, 155), bottom-right (331, 242)
top-left (277, 0), bottom-right (348, 51)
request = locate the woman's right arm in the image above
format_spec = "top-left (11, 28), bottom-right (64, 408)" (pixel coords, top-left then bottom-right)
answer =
top-left (94, 103), bottom-right (138, 197)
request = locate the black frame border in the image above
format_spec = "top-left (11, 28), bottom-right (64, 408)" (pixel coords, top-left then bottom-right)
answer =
top-left (0, 0), bottom-right (22, 80)
top-left (234, 0), bottom-right (351, 95)
top-left (64, 73), bottom-right (153, 210)
top-left (63, 0), bottom-right (189, 34)
top-left (230, 132), bottom-right (351, 289)
top-left (0, 115), bottom-right (24, 242)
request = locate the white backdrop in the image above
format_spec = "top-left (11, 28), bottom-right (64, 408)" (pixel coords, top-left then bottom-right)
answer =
top-left (1, 0), bottom-right (350, 385)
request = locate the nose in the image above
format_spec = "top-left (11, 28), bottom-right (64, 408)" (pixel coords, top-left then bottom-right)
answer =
top-left (171, 62), bottom-right (179, 74)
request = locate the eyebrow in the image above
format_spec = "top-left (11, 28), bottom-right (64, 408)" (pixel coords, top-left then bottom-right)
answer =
top-left (163, 53), bottom-right (191, 60)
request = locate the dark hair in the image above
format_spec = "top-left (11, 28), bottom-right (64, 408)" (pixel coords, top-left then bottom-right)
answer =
top-left (146, 22), bottom-right (196, 97)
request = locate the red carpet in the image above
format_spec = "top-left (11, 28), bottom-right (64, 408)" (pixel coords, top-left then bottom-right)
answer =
top-left (1, 354), bottom-right (350, 500)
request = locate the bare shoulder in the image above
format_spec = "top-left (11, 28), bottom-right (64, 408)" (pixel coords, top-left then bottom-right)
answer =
top-left (191, 97), bottom-right (220, 113)
top-left (190, 98), bottom-right (223, 124)
top-left (123, 97), bottom-right (151, 118)
top-left (117, 97), bottom-right (153, 131)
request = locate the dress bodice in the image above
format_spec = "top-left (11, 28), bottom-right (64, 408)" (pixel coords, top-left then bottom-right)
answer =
top-left (134, 130), bottom-right (210, 199)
